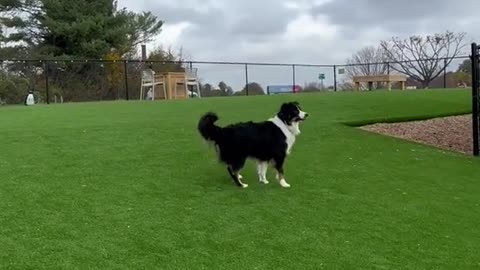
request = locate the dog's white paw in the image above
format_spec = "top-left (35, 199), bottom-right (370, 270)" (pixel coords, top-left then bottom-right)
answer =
top-left (259, 179), bottom-right (269, 184)
top-left (279, 179), bottom-right (291, 188)
top-left (241, 183), bottom-right (249, 188)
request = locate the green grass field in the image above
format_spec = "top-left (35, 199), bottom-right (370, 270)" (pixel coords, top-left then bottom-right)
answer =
top-left (1, 89), bottom-right (480, 269)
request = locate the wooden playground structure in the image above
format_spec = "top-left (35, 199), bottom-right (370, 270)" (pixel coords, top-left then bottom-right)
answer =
top-left (353, 74), bottom-right (407, 91)
top-left (140, 69), bottom-right (200, 100)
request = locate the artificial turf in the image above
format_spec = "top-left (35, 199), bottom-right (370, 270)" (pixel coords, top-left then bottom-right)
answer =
top-left (1, 89), bottom-right (479, 269)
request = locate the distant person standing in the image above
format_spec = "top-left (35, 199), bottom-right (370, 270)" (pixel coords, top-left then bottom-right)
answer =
top-left (24, 90), bottom-right (35, 106)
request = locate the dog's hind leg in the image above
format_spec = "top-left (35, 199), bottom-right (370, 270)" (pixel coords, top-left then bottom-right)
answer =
top-left (227, 160), bottom-right (248, 188)
top-left (256, 161), bottom-right (269, 184)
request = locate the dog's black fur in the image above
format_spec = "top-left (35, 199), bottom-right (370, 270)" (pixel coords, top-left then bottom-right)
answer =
top-left (198, 101), bottom-right (307, 187)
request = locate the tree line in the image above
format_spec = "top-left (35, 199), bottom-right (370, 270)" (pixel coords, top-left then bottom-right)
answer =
top-left (0, 0), bottom-right (181, 103)
top-left (0, 0), bottom-right (271, 103)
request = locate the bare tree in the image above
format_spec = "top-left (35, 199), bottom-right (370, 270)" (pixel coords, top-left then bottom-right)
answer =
top-left (345, 45), bottom-right (389, 89)
top-left (346, 46), bottom-right (389, 76)
top-left (380, 31), bottom-right (467, 88)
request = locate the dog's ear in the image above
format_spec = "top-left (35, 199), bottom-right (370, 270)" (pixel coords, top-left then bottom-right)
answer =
top-left (277, 103), bottom-right (286, 117)
top-left (277, 102), bottom-right (290, 121)
top-left (290, 101), bottom-right (300, 108)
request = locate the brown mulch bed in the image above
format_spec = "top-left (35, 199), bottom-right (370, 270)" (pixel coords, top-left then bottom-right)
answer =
top-left (360, 114), bottom-right (473, 155)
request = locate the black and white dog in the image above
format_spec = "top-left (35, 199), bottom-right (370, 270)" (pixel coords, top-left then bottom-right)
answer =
top-left (197, 101), bottom-right (308, 188)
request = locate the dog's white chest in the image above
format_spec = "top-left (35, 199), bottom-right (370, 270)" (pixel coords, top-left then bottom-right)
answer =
top-left (284, 133), bottom-right (295, 154)
top-left (269, 117), bottom-right (296, 155)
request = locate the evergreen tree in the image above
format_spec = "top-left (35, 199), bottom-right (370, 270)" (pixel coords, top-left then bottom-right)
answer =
top-left (0, 0), bottom-right (163, 59)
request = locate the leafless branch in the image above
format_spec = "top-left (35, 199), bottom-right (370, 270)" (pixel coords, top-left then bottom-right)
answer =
top-left (345, 45), bottom-right (390, 89)
top-left (381, 31), bottom-right (467, 88)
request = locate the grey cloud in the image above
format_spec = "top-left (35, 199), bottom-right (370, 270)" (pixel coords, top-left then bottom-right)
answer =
top-left (119, 0), bottom-right (480, 91)
top-left (312, 0), bottom-right (478, 30)
top-left (146, 0), bottom-right (296, 39)
top-left (227, 2), bottom-right (297, 37)
top-left (149, 0), bottom-right (300, 60)
top-left (149, 5), bottom-right (226, 26)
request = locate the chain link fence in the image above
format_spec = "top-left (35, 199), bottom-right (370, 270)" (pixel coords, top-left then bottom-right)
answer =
top-left (0, 56), bottom-right (471, 105)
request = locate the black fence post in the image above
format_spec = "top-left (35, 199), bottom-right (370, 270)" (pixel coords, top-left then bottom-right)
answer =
top-left (124, 60), bottom-right (129, 100)
top-left (292, 64), bottom-right (296, 93)
top-left (188, 61), bottom-right (194, 97)
top-left (443, 58), bottom-right (447, 88)
top-left (245, 63), bottom-right (249, 96)
top-left (471, 43), bottom-right (479, 156)
top-left (44, 61), bottom-right (50, 104)
top-left (333, 65), bottom-right (337, 92)
top-left (141, 44), bottom-right (147, 61)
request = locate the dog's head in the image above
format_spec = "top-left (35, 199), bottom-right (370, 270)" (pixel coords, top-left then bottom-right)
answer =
top-left (277, 101), bottom-right (308, 135)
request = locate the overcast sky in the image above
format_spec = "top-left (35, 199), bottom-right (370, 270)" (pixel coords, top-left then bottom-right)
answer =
top-left (118, 0), bottom-right (480, 91)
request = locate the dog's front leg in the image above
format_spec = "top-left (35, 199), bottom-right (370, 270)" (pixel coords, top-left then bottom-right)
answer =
top-left (274, 157), bottom-right (290, 188)
top-left (256, 161), bottom-right (269, 184)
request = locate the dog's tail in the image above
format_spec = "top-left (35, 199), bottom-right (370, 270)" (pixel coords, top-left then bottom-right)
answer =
top-left (198, 112), bottom-right (221, 143)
